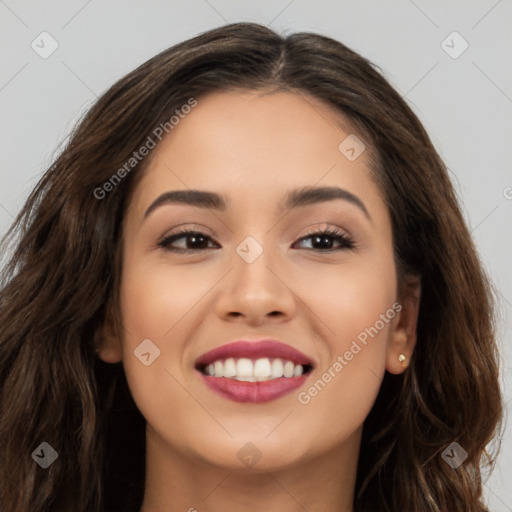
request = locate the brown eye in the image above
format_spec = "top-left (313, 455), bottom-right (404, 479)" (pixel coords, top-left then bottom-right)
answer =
top-left (293, 228), bottom-right (355, 252)
top-left (157, 231), bottom-right (219, 253)
top-left (157, 227), bottom-right (355, 254)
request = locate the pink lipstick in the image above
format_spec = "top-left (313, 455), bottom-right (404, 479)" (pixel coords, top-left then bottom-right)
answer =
top-left (195, 339), bottom-right (314, 403)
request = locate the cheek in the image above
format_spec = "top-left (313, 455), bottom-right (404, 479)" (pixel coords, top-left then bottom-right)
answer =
top-left (292, 252), bottom-right (397, 411)
top-left (117, 269), bottom-right (196, 445)
top-left (294, 282), bottom-right (395, 450)
top-left (293, 251), bottom-right (397, 353)
top-left (119, 258), bottom-right (218, 343)
top-left (116, 258), bottom-right (224, 418)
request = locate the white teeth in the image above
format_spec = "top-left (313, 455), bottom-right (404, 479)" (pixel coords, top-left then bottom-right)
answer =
top-left (271, 358), bottom-right (284, 378)
top-left (283, 360), bottom-right (295, 378)
top-left (214, 360), bottom-right (223, 377)
top-left (223, 357), bottom-right (236, 378)
top-left (236, 358), bottom-right (253, 377)
top-left (254, 358), bottom-right (271, 381)
top-left (203, 357), bottom-right (308, 380)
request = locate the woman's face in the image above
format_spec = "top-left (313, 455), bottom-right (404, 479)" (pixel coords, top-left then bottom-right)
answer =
top-left (99, 90), bottom-right (418, 472)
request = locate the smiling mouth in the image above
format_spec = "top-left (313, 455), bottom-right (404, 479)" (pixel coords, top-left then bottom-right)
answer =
top-left (196, 357), bottom-right (314, 381)
top-left (194, 339), bottom-right (315, 402)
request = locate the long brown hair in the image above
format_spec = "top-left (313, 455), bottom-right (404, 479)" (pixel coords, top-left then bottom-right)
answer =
top-left (0, 22), bottom-right (502, 512)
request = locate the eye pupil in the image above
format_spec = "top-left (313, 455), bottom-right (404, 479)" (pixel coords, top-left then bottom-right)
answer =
top-left (313, 235), bottom-right (333, 249)
top-left (189, 233), bottom-right (208, 248)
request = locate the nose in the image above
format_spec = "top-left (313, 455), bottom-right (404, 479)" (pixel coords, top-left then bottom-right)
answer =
top-left (214, 245), bottom-right (297, 326)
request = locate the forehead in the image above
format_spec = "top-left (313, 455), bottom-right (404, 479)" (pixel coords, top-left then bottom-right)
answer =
top-left (165, 89), bottom-right (363, 158)
top-left (127, 90), bottom-right (385, 222)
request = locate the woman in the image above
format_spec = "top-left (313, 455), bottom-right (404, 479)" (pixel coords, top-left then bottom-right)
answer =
top-left (0, 22), bottom-right (502, 512)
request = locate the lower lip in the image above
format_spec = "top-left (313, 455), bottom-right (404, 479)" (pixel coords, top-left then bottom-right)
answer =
top-left (198, 372), bottom-right (309, 403)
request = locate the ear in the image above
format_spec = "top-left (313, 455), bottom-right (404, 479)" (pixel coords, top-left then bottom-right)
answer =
top-left (94, 304), bottom-right (123, 363)
top-left (385, 274), bottom-right (421, 375)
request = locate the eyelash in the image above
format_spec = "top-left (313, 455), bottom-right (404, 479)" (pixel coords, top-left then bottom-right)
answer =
top-left (156, 227), bottom-right (356, 254)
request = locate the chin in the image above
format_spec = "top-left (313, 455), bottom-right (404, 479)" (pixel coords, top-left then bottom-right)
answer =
top-left (191, 433), bottom-right (313, 473)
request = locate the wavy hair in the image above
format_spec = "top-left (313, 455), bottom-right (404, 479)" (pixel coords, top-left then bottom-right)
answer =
top-left (0, 22), bottom-right (502, 512)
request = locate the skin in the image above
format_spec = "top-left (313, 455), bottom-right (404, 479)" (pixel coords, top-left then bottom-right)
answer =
top-left (98, 90), bottom-right (421, 512)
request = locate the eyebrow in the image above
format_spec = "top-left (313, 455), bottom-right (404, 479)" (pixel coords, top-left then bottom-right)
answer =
top-left (143, 186), bottom-right (371, 221)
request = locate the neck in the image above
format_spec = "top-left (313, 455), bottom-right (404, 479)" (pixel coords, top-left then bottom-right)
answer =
top-left (139, 426), bottom-right (360, 512)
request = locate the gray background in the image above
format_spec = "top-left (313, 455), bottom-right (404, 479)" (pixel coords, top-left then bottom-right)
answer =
top-left (1, 0), bottom-right (511, 509)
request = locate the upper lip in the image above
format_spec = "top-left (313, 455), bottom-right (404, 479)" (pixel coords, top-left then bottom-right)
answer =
top-left (195, 339), bottom-right (314, 368)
